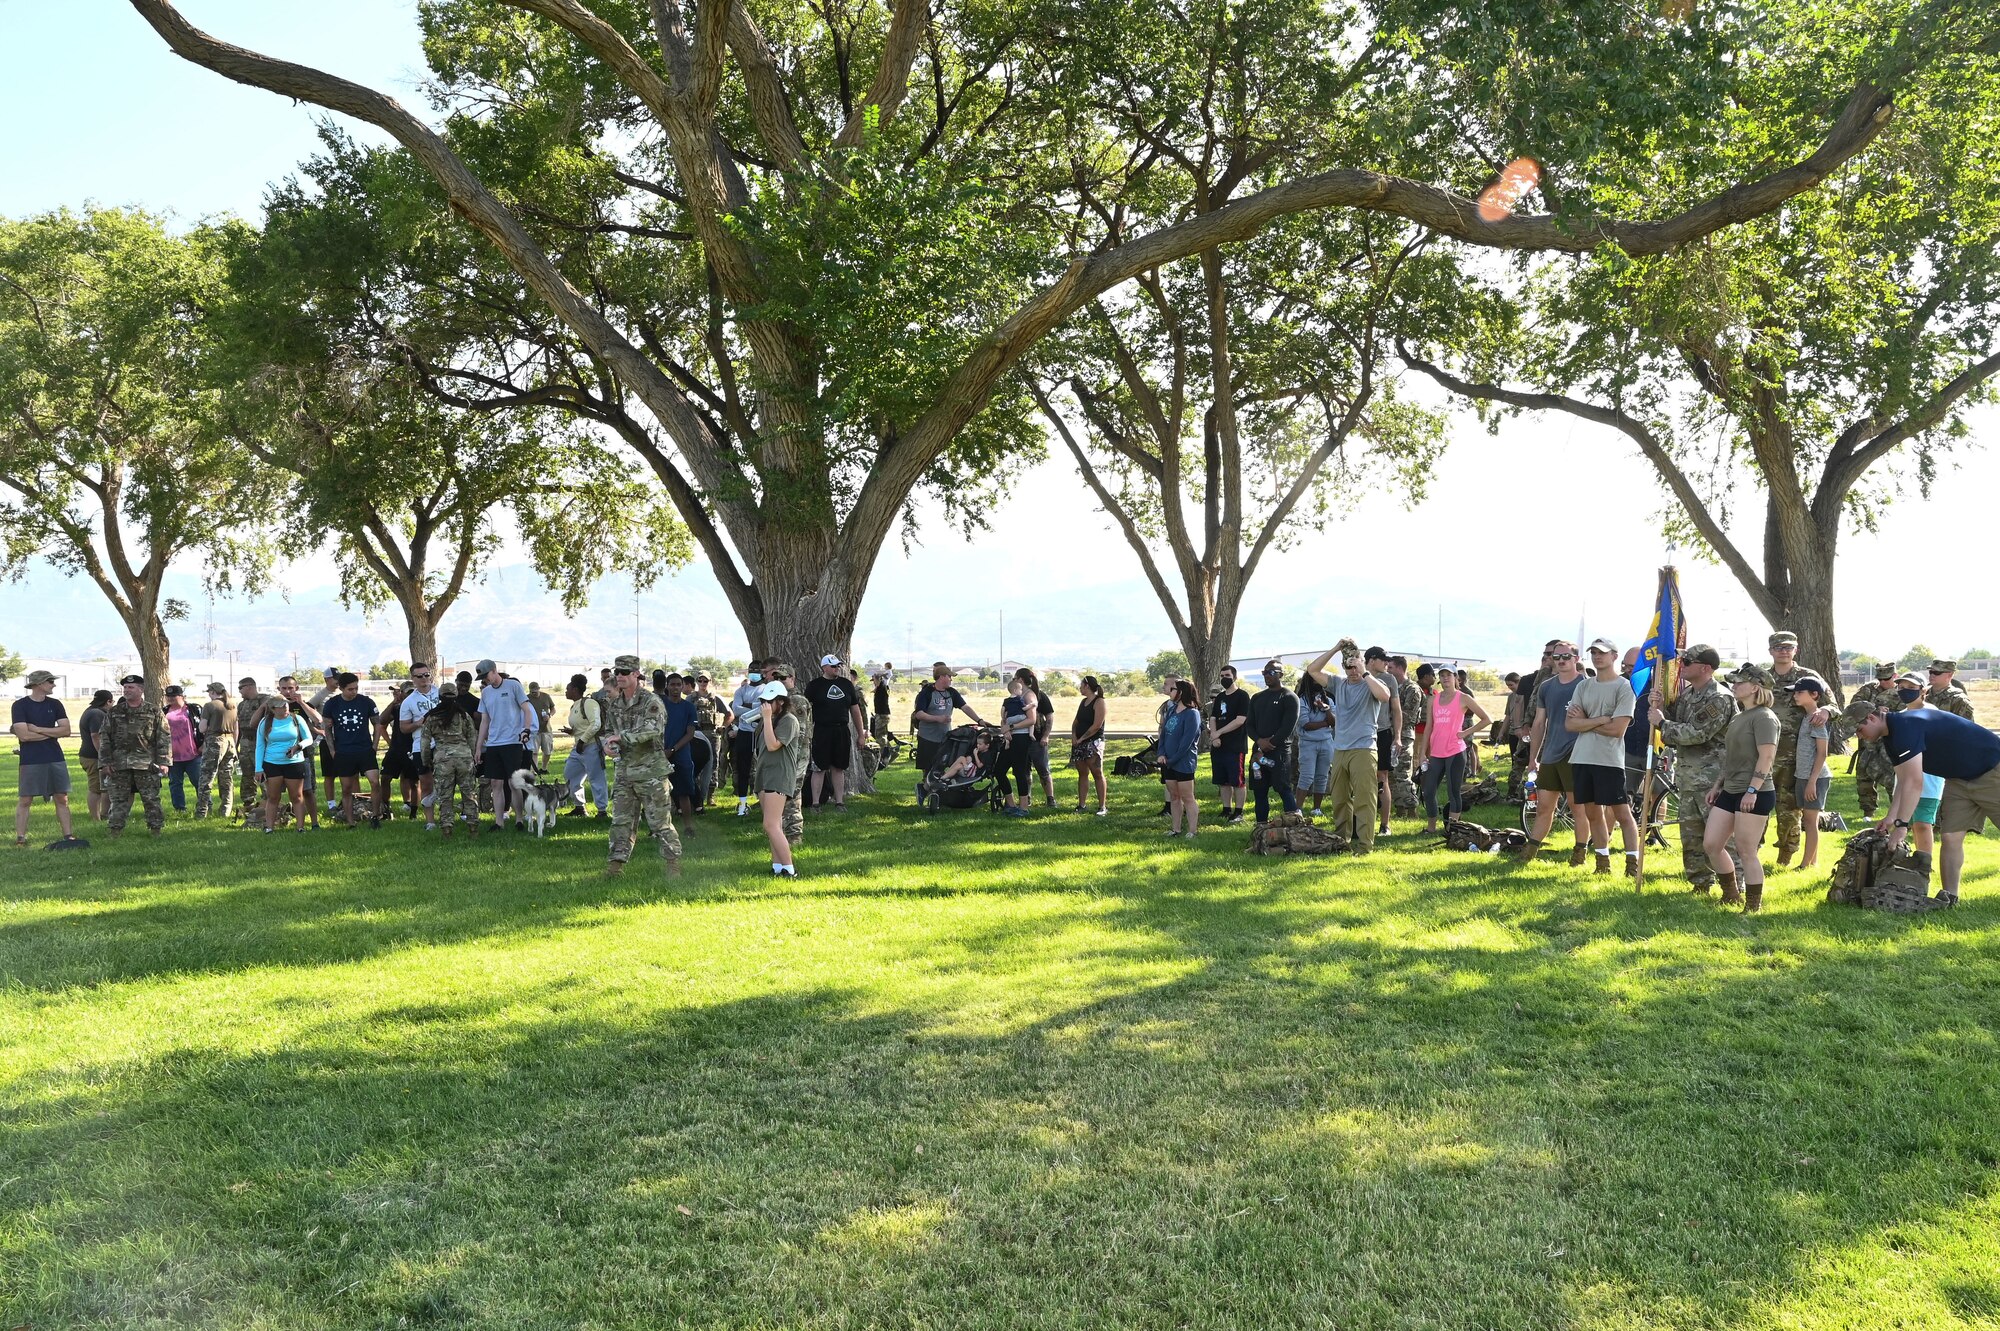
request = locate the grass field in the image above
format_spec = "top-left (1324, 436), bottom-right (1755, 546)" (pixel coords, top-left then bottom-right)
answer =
top-left (4, 737), bottom-right (1999, 1330)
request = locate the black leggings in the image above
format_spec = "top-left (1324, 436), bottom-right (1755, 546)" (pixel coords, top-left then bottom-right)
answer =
top-left (731, 730), bottom-right (755, 797)
top-left (1421, 752), bottom-right (1467, 820)
top-left (1004, 733), bottom-right (1035, 798)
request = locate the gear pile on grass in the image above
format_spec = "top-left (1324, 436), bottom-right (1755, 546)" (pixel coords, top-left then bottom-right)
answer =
top-left (1246, 812), bottom-right (1347, 855)
top-left (1826, 828), bottom-right (1950, 913)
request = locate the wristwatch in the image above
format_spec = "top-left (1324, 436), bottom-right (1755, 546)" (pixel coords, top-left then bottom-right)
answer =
top-left (1893, 818), bottom-right (1912, 829)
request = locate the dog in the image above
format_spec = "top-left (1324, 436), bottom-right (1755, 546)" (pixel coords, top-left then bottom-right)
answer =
top-left (509, 768), bottom-right (560, 838)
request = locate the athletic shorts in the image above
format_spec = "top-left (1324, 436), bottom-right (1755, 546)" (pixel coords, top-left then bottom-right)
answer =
top-left (326, 750), bottom-right (379, 779)
top-left (810, 723), bottom-right (851, 771)
top-left (1795, 775), bottom-right (1832, 812)
top-left (480, 743), bottom-right (528, 780)
top-left (1570, 762), bottom-right (1628, 806)
top-left (1714, 788), bottom-right (1776, 816)
top-left (262, 761), bottom-right (310, 782)
top-left (1536, 759), bottom-right (1576, 795)
top-left (81, 756), bottom-right (102, 794)
top-left (1163, 766), bottom-right (1196, 784)
top-left (1913, 796), bottom-right (1941, 826)
top-left (1210, 749), bottom-right (1245, 788)
top-left (1376, 730), bottom-right (1393, 773)
top-left (18, 762), bottom-right (71, 798)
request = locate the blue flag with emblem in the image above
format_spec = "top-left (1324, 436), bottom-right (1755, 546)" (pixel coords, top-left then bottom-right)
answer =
top-left (1631, 566), bottom-right (1685, 707)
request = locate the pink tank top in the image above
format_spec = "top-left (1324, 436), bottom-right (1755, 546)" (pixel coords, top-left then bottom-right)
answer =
top-left (1428, 694), bottom-right (1467, 758)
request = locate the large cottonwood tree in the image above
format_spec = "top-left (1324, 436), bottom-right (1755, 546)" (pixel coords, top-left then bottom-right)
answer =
top-left (0, 207), bottom-right (274, 698)
top-left (1407, 30), bottom-right (2000, 676)
top-left (129, 0), bottom-right (1900, 668)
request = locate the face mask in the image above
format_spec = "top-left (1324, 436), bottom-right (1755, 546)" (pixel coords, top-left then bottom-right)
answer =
top-left (748, 673), bottom-right (761, 684)
top-left (1897, 687), bottom-right (1922, 704)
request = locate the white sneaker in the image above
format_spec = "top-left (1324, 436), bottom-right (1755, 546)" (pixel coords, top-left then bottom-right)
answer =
top-left (736, 802), bottom-right (748, 817)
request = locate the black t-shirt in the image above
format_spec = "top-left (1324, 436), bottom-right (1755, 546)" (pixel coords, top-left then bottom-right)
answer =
top-left (322, 695), bottom-right (379, 755)
top-left (80, 705), bottom-right (106, 760)
top-left (456, 690), bottom-right (483, 720)
top-left (804, 675), bottom-right (860, 732)
top-left (1033, 689), bottom-right (1054, 741)
top-left (12, 696), bottom-right (67, 766)
top-left (1212, 687), bottom-right (1252, 753)
top-left (1249, 687), bottom-right (1298, 749)
top-left (873, 680), bottom-right (890, 714)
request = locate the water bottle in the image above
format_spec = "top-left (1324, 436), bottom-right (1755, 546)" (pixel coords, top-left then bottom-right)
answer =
top-left (1524, 768), bottom-right (1538, 801)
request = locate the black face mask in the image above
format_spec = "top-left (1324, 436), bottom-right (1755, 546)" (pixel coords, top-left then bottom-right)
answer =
top-left (1897, 687), bottom-right (1923, 704)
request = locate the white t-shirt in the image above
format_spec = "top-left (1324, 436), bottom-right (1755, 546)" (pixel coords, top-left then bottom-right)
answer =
top-left (1569, 676), bottom-right (1636, 769)
top-left (401, 687), bottom-right (440, 757)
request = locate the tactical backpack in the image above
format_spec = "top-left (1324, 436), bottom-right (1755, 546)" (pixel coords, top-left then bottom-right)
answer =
top-left (1247, 812), bottom-right (1348, 856)
top-left (1826, 828), bottom-right (1947, 912)
top-left (1440, 820), bottom-right (1529, 853)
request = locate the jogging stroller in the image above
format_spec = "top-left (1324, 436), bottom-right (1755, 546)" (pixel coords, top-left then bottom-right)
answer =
top-left (1113, 737), bottom-right (1161, 778)
top-left (916, 725), bottom-right (1006, 812)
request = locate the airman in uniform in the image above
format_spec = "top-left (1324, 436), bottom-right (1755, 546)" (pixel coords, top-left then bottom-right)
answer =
top-left (1925, 659), bottom-right (1976, 720)
top-left (603, 652), bottom-right (682, 877)
top-left (1389, 658), bottom-right (1424, 815)
top-left (196, 681), bottom-right (237, 818)
top-left (1648, 644), bottom-right (1736, 894)
top-left (102, 674), bottom-right (169, 836)
top-left (233, 678), bottom-right (267, 815)
top-left (423, 681), bottom-right (481, 837)
top-left (1846, 661), bottom-right (1899, 817)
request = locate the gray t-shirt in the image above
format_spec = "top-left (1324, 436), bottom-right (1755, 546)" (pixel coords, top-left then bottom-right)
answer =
top-left (915, 683), bottom-right (966, 743)
top-left (1795, 717), bottom-right (1830, 781)
top-left (1536, 674), bottom-right (1585, 765)
top-left (1568, 676), bottom-right (1635, 769)
top-left (1330, 678), bottom-right (1379, 751)
top-left (1367, 670), bottom-right (1395, 731)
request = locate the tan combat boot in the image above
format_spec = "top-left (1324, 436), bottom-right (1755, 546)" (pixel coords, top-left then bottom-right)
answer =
top-left (1569, 843), bottom-right (1590, 868)
top-left (1717, 871), bottom-right (1741, 906)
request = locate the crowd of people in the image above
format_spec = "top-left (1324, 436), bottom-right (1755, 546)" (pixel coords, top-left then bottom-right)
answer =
top-left (11, 634), bottom-right (1995, 904)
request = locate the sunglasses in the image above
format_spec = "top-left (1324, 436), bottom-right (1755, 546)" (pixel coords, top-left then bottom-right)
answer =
top-left (614, 668), bottom-right (635, 676)
top-left (1551, 653), bottom-right (1575, 661)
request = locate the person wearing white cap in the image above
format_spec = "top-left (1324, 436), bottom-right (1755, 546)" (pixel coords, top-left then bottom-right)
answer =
top-left (756, 678), bottom-right (803, 876)
top-left (802, 654), bottom-right (866, 812)
top-left (1564, 637), bottom-right (1643, 878)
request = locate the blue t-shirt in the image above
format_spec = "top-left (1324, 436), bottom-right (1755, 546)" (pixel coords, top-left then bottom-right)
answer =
top-left (662, 697), bottom-right (697, 752)
top-left (1622, 679), bottom-right (1650, 765)
top-left (1883, 708), bottom-right (2000, 781)
top-left (258, 716), bottom-right (312, 768)
top-left (321, 695), bottom-right (379, 755)
top-left (11, 696), bottom-right (66, 766)
top-left (1537, 674), bottom-right (1585, 765)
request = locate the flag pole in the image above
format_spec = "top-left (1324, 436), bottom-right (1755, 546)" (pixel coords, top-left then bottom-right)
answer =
top-left (1634, 564), bottom-right (1677, 894)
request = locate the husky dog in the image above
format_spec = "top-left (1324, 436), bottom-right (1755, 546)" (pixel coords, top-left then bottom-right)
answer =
top-left (509, 768), bottom-right (558, 837)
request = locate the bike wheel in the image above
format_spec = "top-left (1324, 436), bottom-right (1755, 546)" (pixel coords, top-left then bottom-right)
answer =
top-left (1519, 793), bottom-right (1573, 837)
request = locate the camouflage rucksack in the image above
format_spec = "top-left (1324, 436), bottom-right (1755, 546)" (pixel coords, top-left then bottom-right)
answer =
top-left (1247, 812), bottom-right (1348, 855)
top-left (1441, 820), bottom-right (1528, 853)
top-left (1827, 829), bottom-right (1947, 911)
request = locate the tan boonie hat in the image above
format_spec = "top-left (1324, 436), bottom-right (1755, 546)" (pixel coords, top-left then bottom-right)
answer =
top-left (1681, 644), bottom-right (1721, 667)
top-left (1726, 662), bottom-right (1776, 687)
top-left (1930, 659), bottom-right (1957, 673)
top-left (26, 669), bottom-right (55, 687)
top-left (1768, 631), bottom-right (1799, 649)
top-left (614, 653), bottom-right (642, 672)
top-left (438, 681), bottom-right (458, 696)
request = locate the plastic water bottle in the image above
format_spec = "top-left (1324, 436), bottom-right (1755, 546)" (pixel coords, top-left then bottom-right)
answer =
top-left (1525, 768), bottom-right (1538, 800)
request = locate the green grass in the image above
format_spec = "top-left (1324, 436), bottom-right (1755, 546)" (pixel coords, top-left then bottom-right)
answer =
top-left (4, 743), bottom-right (1999, 1329)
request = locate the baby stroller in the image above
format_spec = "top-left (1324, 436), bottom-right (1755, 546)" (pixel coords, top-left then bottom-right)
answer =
top-left (1113, 737), bottom-right (1161, 778)
top-left (916, 725), bottom-right (1006, 812)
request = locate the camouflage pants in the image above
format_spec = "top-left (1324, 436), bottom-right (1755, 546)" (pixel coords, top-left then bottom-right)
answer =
top-left (611, 761), bottom-right (682, 865)
top-left (1674, 752), bottom-right (1722, 888)
top-left (106, 767), bottom-right (164, 834)
top-left (1772, 756), bottom-right (1802, 857)
top-left (1389, 729), bottom-right (1419, 813)
top-left (1854, 741), bottom-right (1893, 816)
top-left (431, 751), bottom-right (479, 832)
top-left (238, 754), bottom-right (263, 814)
top-left (197, 736), bottom-right (236, 818)
top-left (1508, 741), bottom-right (1530, 800)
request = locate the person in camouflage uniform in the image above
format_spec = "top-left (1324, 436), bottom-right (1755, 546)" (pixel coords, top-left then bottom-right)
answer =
top-left (233, 678), bottom-right (267, 815)
top-left (1924, 659), bottom-right (1977, 720)
top-left (691, 672), bottom-right (721, 807)
top-left (763, 661), bottom-right (808, 845)
top-left (195, 681), bottom-right (237, 818)
top-left (1845, 661), bottom-right (1900, 817)
top-left (1763, 630), bottom-right (1833, 866)
top-left (422, 681), bottom-right (481, 837)
top-left (1388, 657), bottom-right (1424, 814)
top-left (1647, 644), bottom-right (1735, 893)
top-left (603, 653), bottom-right (682, 877)
top-left (102, 674), bottom-right (170, 836)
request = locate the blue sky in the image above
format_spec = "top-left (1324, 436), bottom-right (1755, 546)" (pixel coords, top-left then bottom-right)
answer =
top-left (2, 1), bottom-right (1993, 671)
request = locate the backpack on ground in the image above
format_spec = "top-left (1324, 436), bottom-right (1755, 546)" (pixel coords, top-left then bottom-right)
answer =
top-left (1826, 828), bottom-right (1946, 911)
top-left (1247, 812), bottom-right (1347, 856)
top-left (1441, 819), bottom-right (1528, 853)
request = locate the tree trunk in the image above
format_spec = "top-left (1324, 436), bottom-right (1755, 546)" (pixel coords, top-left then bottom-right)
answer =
top-left (748, 524), bottom-right (862, 673)
top-left (127, 609), bottom-right (172, 708)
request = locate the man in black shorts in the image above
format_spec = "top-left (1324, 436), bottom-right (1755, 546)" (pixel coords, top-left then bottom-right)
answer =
top-left (1518, 641), bottom-right (1590, 865)
top-left (803, 654), bottom-right (867, 811)
top-left (321, 672), bottom-right (384, 828)
top-left (1364, 647), bottom-right (1404, 838)
top-left (1209, 666), bottom-right (1250, 824)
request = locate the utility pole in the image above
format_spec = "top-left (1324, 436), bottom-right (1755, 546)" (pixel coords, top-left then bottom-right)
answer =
top-left (634, 590), bottom-right (641, 658)
top-left (998, 610), bottom-right (1004, 672)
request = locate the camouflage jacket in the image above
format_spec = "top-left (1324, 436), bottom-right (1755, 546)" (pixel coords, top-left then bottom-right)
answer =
top-left (235, 694), bottom-right (267, 741)
top-left (101, 699), bottom-right (170, 770)
top-left (1398, 680), bottom-right (1424, 740)
top-left (693, 692), bottom-right (721, 732)
top-left (1926, 685), bottom-right (1975, 720)
top-left (1658, 680), bottom-right (1735, 766)
top-left (1767, 661), bottom-right (1831, 749)
top-left (423, 706), bottom-right (478, 757)
top-left (604, 688), bottom-right (669, 763)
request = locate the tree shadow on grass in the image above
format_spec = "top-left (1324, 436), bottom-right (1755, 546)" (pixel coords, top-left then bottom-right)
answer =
top-left (6, 874), bottom-right (2000, 1330)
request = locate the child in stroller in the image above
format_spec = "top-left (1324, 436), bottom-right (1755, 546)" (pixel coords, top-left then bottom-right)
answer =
top-left (916, 726), bottom-right (1006, 812)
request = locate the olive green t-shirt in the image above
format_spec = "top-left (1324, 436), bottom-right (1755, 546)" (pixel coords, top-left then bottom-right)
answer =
top-left (757, 711), bottom-right (802, 794)
top-left (1721, 706), bottom-right (1781, 793)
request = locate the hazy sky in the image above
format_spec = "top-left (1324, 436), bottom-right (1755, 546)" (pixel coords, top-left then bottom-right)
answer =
top-left (4, 0), bottom-right (1993, 674)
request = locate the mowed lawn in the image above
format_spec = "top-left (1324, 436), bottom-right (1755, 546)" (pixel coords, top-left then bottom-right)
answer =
top-left (4, 741), bottom-right (2000, 1330)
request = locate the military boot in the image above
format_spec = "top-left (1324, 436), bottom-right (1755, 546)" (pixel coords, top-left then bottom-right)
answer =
top-left (1594, 853), bottom-right (1612, 876)
top-left (1717, 872), bottom-right (1741, 906)
top-left (1744, 881), bottom-right (1763, 913)
top-left (604, 859), bottom-right (625, 879)
top-left (1513, 838), bottom-right (1543, 865)
top-left (1569, 843), bottom-right (1590, 868)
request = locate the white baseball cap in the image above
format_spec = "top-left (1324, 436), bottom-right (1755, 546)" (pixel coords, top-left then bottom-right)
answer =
top-left (819, 654), bottom-right (841, 667)
top-left (758, 681), bottom-right (790, 701)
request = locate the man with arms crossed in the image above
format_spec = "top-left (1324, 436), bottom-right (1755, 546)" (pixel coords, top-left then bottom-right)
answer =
top-left (321, 672), bottom-right (384, 829)
top-left (1565, 638), bottom-right (1642, 877)
top-left (12, 669), bottom-right (77, 847)
top-left (1858, 701), bottom-right (2000, 907)
top-left (1519, 641), bottom-right (1589, 865)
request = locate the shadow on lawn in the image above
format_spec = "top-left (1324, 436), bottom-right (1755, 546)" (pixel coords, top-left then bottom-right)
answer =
top-left (7, 869), bottom-right (2000, 1329)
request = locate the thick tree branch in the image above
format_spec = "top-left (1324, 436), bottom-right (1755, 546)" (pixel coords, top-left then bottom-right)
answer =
top-left (832, 0), bottom-right (928, 149)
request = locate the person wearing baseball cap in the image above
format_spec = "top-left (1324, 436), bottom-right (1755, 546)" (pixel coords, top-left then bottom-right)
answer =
top-left (1645, 643), bottom-right (1734, 895)
top-left (1565, 638), bottom-right (1643, 877)
top-left (161, 684), bottom-right (203, 816)
top-left (12, 668), bottom-right (79, 847)
top-left (1848, 660), bottom-right (1903, 817)
top-left (1763, 630), bottom-right (1831, 868)
top-left (1854, 671), bottom-right (2000, 905)
top-left (755, 677), bottom-right (802, 877)
top-left (1701, 663), bottom-right (1780, 911)
top-left (803, 654), bottom-right (866, 813)
top-left (195, 681), bottom-right (238, 819)
top-left (472, 658), bottom-right (537, 831)
top-left (1925, 659), bottom-right (1976, 720)
top-left (1788, 675), bottom-right (1834, 870)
